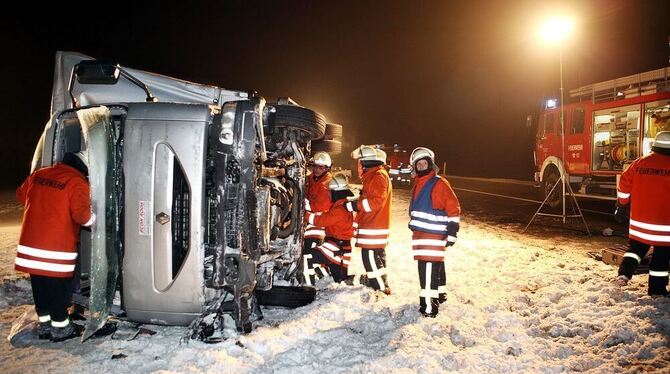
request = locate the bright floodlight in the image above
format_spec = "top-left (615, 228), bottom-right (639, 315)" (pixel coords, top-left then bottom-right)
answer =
top-left (539, 17), bottom-right (574, 43)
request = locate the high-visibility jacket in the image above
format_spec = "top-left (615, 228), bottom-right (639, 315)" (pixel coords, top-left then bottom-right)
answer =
top-left (304, 172), bottom-right (332, 240)
top-left (305, 199), bottom-right (354, 241)
top-left (617, 152), bottom-right (670, 246)
top-left (352, 165), bottom-right (392, 249)
top-left (409, 171), bottom-right (461, 261)
top-left (15, 163), bottom-right (93, 278)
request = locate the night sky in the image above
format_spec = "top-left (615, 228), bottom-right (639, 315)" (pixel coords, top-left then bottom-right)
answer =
top-left (1, 0), bottom-right (669, 187)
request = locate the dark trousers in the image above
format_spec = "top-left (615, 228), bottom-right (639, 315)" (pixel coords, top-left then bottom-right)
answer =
top-left (418, 260), bottom-right (444, 316)
top-left (30, 275), bottom-right (74, 323)
top-left (618, 239), bottom-right (670, 295)
top-left (303, 238), bottom-right (351, 285)
top-left (361, 248), bottom-right (389, 292)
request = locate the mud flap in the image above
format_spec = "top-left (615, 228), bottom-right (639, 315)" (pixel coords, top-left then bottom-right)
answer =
top-left (78, 107), bottom-right (119, 341)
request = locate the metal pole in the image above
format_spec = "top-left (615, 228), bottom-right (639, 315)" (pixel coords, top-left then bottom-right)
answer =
top-left (560, 45), bottom-right (566, 223)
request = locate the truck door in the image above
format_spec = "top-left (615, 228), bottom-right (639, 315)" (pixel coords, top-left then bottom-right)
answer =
top-left (565, 107), bottom-right (589, 174)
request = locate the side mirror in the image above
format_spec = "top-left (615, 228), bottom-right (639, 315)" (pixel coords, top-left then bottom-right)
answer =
top-left (74, 60), bottom-right (120, 85)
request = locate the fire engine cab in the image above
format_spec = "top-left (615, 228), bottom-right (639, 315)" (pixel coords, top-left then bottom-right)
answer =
top-left (382, 144), bottom-right (412, 187)
top-left (534, 66), bottom-right (670, 207)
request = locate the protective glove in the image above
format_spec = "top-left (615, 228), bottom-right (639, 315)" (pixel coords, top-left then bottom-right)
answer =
top-left (614, 202), bottom-right (629, 224)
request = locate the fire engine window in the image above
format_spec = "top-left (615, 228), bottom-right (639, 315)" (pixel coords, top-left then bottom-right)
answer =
top-left (544, 113), bottom-right (555, 135)
top-left (592, 104), bottom-right (640, 171)
top-left (643, 99), bottom-right (670, 156)
top-left (571, 109), bottom-right (585, 134)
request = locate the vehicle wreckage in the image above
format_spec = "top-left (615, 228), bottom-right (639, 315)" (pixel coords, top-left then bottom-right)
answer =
top-left (31, 51), bottom-right (343, 341)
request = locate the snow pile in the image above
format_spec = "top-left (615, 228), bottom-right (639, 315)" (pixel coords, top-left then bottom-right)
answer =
top-left (1, 190), bottom-right (669, 373)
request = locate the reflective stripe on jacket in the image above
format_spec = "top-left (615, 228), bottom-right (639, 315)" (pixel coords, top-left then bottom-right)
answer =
top-left (15, 163), bottom-right (92, 278)
top-left (354, 166), bottom-right (392, 249)
top-left (617, 152), bottom-right (670, 246)
top-left (304, 172), bottom-right (332, 239)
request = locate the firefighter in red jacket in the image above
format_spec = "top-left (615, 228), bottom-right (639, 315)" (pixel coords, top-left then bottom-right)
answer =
top-left (615, 131), bottom-right (670, 296)
top-left (346, 145), bottom-right (392, 294)
top-left (408, 147), bottom-right (461, 317)
top-left (303, 175), bottom-right (355, 285)
top-left (302, 152), bottom-right (333, 282)
top-left (15, 151), bottom-right (94, 341)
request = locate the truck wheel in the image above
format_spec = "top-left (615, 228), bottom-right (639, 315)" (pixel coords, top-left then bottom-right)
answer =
top-left (311, 139), bottom-right (342, 154)
top-left (273, 105), bottom-right (326, 140)
top-left (323, 123), bottom-right (343, 139)
top-left (255, 286), bottom-right (316, 308)
top-left (543, 169), bottom-right (561, 208)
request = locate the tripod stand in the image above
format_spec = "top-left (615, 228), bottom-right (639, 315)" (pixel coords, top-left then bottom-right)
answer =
top-left (524, 172), bottom-right (591, 235)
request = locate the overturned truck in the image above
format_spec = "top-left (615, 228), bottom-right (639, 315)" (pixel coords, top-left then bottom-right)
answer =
top-left (32, 51), bottom-right (341, 339)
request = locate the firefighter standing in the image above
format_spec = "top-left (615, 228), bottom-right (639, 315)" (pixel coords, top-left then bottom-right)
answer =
top-left (15, 151), bottom-right (94, 341)
top-left (346, 145), bottom-right (392, 294)
top-left (407, 147), bottom-right (461, 317)
top-left (615, 131), bottom-right (670, 296)
top-left (302, 152), bottom-right (333, 282)
top-left (303, 175), bottom-right (355, 285)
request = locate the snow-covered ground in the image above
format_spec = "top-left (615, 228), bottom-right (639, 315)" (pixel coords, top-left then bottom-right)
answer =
top-left (1, 188), bottom-right (669, 373)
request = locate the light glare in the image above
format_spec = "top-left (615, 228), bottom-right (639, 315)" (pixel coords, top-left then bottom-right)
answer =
top-left (539, 17), bottom-right (574, 43)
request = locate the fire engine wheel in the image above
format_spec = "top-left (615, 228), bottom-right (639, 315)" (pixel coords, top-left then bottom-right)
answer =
top-left (542, 170), bottom-right (561, 208)
top-left (255, 286), bottom-right (317, 308)
top-left (311, 139), bottom-right (342, 154)
top-left (273, 104), bottom-right (326, 140)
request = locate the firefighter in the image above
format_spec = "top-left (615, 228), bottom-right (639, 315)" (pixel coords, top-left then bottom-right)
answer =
top-left (615, 131), bottom-right (670, 296)
top-left (15, 151), bottom-right (94, 341)
top-left (407, 147), bottom-right (461, 317)
top-left (346, 145), bottom-right (392, 294)
top-left (303, 174), bottom-right (355, 285)
top-left (301, 152), bottom-right (333, 282)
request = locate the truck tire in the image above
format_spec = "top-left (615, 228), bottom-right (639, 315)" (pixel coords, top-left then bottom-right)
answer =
top-left (273, 105), bottom-right (326, 140)
top-left (311, 139), bottom-right (342, 154)
top-left (255, 286), bottom-right (316, 308)
top-left (323, 123), bottom-right (343, 139)
top-left (542, 169), bottom-right (561, 208)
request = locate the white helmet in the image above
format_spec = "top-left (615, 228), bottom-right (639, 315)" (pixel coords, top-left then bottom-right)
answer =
top-left (351, 145), bottom-right (387, 163)
top-left (328, 174), bottom-right (350, 191)
top-left (311, 152), bottom-right (332, 167)
top-left (652, 131), bottom-right (670, 151)
top-left (75, 150), bottom-right (89, 168)
top-left (409, 147), bottom-right (435, 165)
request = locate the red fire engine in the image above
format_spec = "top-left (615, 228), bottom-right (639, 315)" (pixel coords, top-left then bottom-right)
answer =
top-left (534, 66), bottom-right (670, 207)
top-left (380, 144), bottom-right (412, 187)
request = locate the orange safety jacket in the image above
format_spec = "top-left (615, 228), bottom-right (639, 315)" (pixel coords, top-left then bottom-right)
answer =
top-left (15, 163), bottom-right (93, 278)
top-left (304, 172), bottom-right (332, 240)
top-left (305, 199), bottom-right (354, 241)
top-left (617, 152), bottom-right (670, 246)
top-left (305, 199), bottom-right (354, 267)
top-left (409, 171), bottom-right (461, 262)
top-left (351, 165), bottom-right (392, 249)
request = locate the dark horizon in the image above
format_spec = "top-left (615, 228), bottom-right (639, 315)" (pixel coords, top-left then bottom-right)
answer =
top-left (2, 0), bottom-right (669, 187)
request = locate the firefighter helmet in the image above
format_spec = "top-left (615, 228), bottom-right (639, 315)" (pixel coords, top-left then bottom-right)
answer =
top-left (310, 152), bottom-right (332, 167)
top-left (652, 131), bottom-right (670, 151)
top-left (75, 151), bottom-right (89, 168)
top-left (409, 147), bottom-right (435, 165)
top-left (328, 174), bottom-right (350, 191)
top-left (351, 145), bottom-right (387, 163)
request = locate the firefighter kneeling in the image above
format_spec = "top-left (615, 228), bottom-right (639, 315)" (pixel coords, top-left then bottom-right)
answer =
top-left (302, 175), bottom-right (355, 285)
top-left (408, 147), bottom-right (461, 317)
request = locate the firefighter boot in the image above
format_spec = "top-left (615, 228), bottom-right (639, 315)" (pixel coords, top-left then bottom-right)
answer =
top-left (37, 322), bottom-right (51, 340)
top-left (50, 321), bottom-right (83, 342)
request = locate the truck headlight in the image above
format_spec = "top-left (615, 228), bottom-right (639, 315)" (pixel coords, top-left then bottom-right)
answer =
top-left (219, 105), bottom-right (235, 145)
